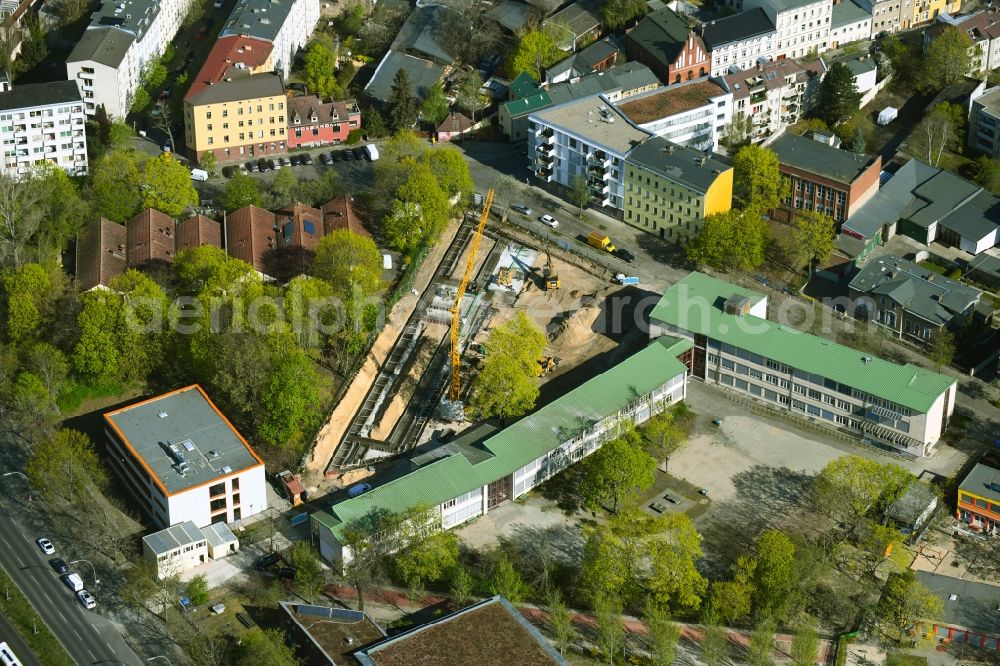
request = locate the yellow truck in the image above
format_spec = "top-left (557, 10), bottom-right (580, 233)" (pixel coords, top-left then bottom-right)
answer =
top-left (587, 231), bottom-right (616, 253)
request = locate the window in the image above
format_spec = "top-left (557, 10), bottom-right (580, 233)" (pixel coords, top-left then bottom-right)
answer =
top-left (232, 493), bottom-right (240, 506)
top-left (210, 498), bottom-right (226, 512)
top-left (977, 498), bottom-right (988, 509)
top-left (209, 483), bottom-right (225, 497)
top-left (232, 478), bottom-right (239, 491)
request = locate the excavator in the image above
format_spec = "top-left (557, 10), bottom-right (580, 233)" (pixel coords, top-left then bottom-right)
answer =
top-left (542, 246), bottom-right (559, 291)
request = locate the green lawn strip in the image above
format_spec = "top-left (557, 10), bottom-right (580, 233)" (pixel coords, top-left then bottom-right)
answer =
top-left (0, 566), bottom-right (75, 666)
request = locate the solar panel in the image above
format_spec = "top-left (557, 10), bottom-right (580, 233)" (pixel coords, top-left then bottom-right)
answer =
top-left (296, 605), bottom-right (365, 623)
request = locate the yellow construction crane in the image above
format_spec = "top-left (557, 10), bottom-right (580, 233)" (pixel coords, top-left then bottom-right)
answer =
top-left (449, 188), bottom-right (494, 402)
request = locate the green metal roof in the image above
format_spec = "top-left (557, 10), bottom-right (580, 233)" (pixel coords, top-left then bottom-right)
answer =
top-left (502, 91), bottom-right (554, 119)
top-left (509, 72), bottom-right (540, 100)
top-left (314, 338), bottom-right (688, 540)
top-left (649, 273), bottom-right (956, 412)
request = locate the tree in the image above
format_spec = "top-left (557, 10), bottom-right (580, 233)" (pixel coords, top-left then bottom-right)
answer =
top-left (257, 342), bottom-right (327, 449)
top-left (594, 595), bottom-right (626, 665)
top-left (732, 144), bottom-right (787, 214)
top-left (200, 151), bottom-right (217, 174)
top-left (752, 530), bottom-right (797, 620)
top-left (313, 230), bottom-right (383, 303)
top-left (288, 540), bottom-right (326, 600)
top-left (421, 81), bottom-right (450, 126)
top-left (642, 407), bottom-right (688, 471)
top-left (303, 39), bottom-right (339, 98)
top-left (91, 149), bottom-right (144, 221)
top-left (387, 68), bottom-right (418, 132)
top-left (790, 615), bottom-right (820, 666)
top-left (815, 62), bottom-right (862, 127)
top-left (923, 25), bottom-right (973, 89)
top-left (492, 174), bottom-right (520, 223)
top-left (600, 0), bottom-right (646, 30)
top-left (23, 342), bottom-right (69, 398)
top-left (813, 456), bottom-right (913, 528)
top-left (747, 615), bottom-right (776, 666)
top-left (422, 147), bottom-right (474, 200)
top-left (340, 509), bottom-right (401, 611)
top-left (969, 155), bottom-right (1000, 193)
top-left (107, 120), bottom-right (135, 150)
top-left (185, 574), bottom-right (210, 605)
top-left (548, 590), bottom-right (576, 657)
top-left (506, 28), bottom-right (563, 81)
top-left (471, 312), bottom-right (546, 421)
top-left (434, 0), bottom-right (505, 67)
top-left (882, 34), bottom-right (917, 87)
top-left (235, 628), bottom-right (298, 666)
top-left (645, 602), bottom-right (680, 666)
top-left (450, 566), bottom-right (474, 607)
top-left (851, 127), bottom-right (866, 154)
top-left (912, 102), bottom-right (965, 167)
top-left (707, 556), bottom-right (755, 624)
top-left (393, 529), bottom-right (459, 590)
top-left (579, 437), bottom-right (656, 513)
top-left (688, 209), bottom-right (768, 272)
top-left (490, 554), bottom-right (529, 603)
top-left (223, 171), bottom-right (262, 210)
top-left (0, 174), bottom-right (44, 269)
top-left (2, 263), bottom-right (52, 342)
top-left (874, 570), bottom-right (943, 642)
top-left (26, 429), bottom-right (108, 507)
top-left (722, 113), bottom-right (754, 153)
top-left (456, 71), bottom-right (484, 123)
top-left (791, 117), bottom-right (829, 136)
top-left (789, 209), bottom-right (835, 276)
top-left (928, 328), bottom-right (956, 370)
top-left (268, 167), bottom-right (299, 209)
top-left (391, 160), bottom-right (451, 249)
top-left (568, 172), bottom-right (589, 216)
top-left (142, 152), bottom-right (199, 216)
top-left (700, 614), bottom-right (731, 666)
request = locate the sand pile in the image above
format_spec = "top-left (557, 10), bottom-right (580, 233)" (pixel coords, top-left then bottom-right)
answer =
top-left (549, 305), bottom-right (603, 348)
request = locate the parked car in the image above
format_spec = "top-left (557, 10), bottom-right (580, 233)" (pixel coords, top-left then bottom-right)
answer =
top-left (614, 248), bottom-right (636, 263)
top-left (511, 204), bottom-right (532, 216)
top-left (257, 158), bottom-right (269, 172)
top-left (49, 558), bottom-right (68, 575)
top-left (344, 150), bottom-right (355, 161)
top-left (36, 538), bottom-right (55, 555)
top-left (348, 483), bottom-right (372, 498)
top-left (319, 152), bottom-right (332, 165)
top-left (538, 214), bottom-right (559, 228)
top-left (254, 553), bottom-right (281, 570)
top-left (289, 155), bottom-right (302, 166)
top-left (77, 589), bottom-right (96, 609)
top-left (278, 567), bottom-right (297, 580)
top-left (222, 165), bottom-right (236, 178)
top-left (352, 148), bottom-right (365, 159)
top-left (331, 151), bottom-right (342, 162)
top-left (279, 156), bottom-right (291, 167)
top-left (267, 158), bottom-right (279, 170)
top-left (247, 160), bottom-right (259, 172)
top-left (301, 153), bottom-right (313, 165)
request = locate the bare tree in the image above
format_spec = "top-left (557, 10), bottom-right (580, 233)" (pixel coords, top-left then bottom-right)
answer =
top-left (0, 173), bottom-right (44, 269)
top-left (151, 100), bottom-right (175, 151)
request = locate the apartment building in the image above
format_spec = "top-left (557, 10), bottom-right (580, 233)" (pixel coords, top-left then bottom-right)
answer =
top-left (219, 0), bottom-right (319, 79)
top-left (66, 0), bottom-right (194, 117)
top-left (528, 94), bottom-right (650, 210)
top-left (623, 135), bottom-right (733, 243)
top-left (313, 337), bottom-right (690, 566)
top-left (906, 0), bottom-right (961, 28)
top-left (625, 7), bottom-right (710, 84)
top-left (863, 0), bottom-right (906, 34)
top-left (830, 0), bottom-right (873, 47)
top-left (184, 36), bottom-right (283, 161)
top-left (720, 60), bottom-right (812, 145)
top-left (103, 385), bottom-right (267, 529)
top-left (770, 132), bottom-right (881, 223)
top-left (924, 10), bottom-right (1000, 77)
top-left (701, 8), bottom-right (777, 77)
top-left (649, 272), bottom-right (957, 457)
top-left (0, 76), bottom-right (88, 178)
top-left (743, 0), bottom-right (833, 59)
top-left (286, 95), bottom-right (361, 149)
top-left (958, 457), bottom-right (1000, 533)
top-left (969, 85), bottom-right (1000, 157)
top-left (615, 79), bottom-right (732, 152)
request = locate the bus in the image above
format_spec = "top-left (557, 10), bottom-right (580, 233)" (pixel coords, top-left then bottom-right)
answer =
top-left (0, 642), bottom-right (23, 666)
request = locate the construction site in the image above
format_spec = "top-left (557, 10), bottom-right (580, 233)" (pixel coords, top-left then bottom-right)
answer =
top-left (304, 194), bottom-right (644, 490)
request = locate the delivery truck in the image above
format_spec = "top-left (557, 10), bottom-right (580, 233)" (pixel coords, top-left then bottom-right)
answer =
top-left (587, 231), bottom-right (616, 253)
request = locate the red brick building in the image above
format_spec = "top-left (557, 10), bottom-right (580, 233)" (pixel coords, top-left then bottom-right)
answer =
top-left (286, 96), bottom-right (361, 149)
top-left (626, 7), bottom-right (709, 84)
top-left (770, 133), bottom-right (881, 225)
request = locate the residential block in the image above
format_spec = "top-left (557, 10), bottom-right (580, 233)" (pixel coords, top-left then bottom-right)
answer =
top-left (0, 75), bottom-right (88, 178)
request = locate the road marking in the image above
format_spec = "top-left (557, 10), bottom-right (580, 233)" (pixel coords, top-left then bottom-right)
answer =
top-left (14, 554), bottom-right (22, 567)
top-left (87, 647), bottom-right (96, 659)
top-left (57, 610), bottom-right (66, 622)
top-left (72, 628), bottom-right (82, 640)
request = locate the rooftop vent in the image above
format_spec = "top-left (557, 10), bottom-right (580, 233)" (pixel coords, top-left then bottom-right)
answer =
top-left (221, 465), bottom-right (232, 474)
top-left (181, 439), bottom-right (195, 452)
top-left (861, 356), bottom-right (873, 365)
top-left (158, 411), bottom-right (168, 418)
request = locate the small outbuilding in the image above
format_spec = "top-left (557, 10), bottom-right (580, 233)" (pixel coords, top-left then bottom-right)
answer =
top-left (877, 106), bottom-right (898, 125)
top-left (201, 522), bottom-right (240, 559)
top-left (887, 481), bottom-right (938, 535)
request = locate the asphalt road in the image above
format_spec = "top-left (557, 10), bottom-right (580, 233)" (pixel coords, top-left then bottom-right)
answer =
top-left (0, 609), bottom-right (42, 666)
top-left (0, 511), bottom-right (142, 666)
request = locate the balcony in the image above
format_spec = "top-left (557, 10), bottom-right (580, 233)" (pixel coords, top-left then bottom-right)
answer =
top-left (536, 153), bottom-right (554, 166)
top-left (750, 91), bottom-right (767, 103)
top-left (587, 163), bottom-right (606, 176)
top-left (536, 142), bottom-right (553, 154)
top-left (536, 126), bottom-right (554, 139)
top-left (536, 167), bottom-right (552, 181)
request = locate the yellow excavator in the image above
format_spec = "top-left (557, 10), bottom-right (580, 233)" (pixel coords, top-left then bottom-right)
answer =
top-left (543, 246), bottom-right (559, 290)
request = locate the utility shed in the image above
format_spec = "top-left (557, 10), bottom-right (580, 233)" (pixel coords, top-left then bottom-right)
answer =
top-left (886, 481), bottom-right (938, 534)
top-left (878, 106), bottom-right (898, 125)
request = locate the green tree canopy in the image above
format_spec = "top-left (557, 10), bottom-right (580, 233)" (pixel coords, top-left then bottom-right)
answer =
top-left (303, 38), bottom-right (339, 99)
top-left (928, 328), bottom-right (956, 370)
top-left (387, 68), bottom-right (418, 132)
top-left (420, 81), bottom-right (450, 126)
top-left (874, 570), bottom-right (943, 642)
top-left (752, 530), bottom-right (796, 620)
top-left (235, 628), bottom-right (298, 666)
top-left (579, 436), bottom-right (657, 513)
top-left (506, 28), bottom-right (563, 81)
top-left (814, 62), bottom-right (862, 126)
top-left (91, 149), bottom-right (144, 221)
top-left (490, 554), bottom-right (529, 603)
top-left (141, 152), bottom-right (199, 216)
top-left (26, 429), bottom-right (108, 507)
top-left (688, 208), bottom-right (768, 272)
top-left (813, 455), bottom-right (914, 527)
top-left (923, 25), bottom-right (973, 89)
top-left (732, 144), bottom-right (787, 214)
top-left (641, 403), bottom-right (692, 470)
top-left (788, 209), bottom-right (835, 276)
top-left (470, 312), bottom-right (546, 421)
top-left (422, 147), bottom-right (474, 200)
top-left (313, 230), bottom-right (384, 303)
top-left (185, 574), bottom-right (210, 605)
top-left (2, 262), bottom-right (52, 342)
top-left (223, 171), bottom-right (263, 211)
top-left (790, 615), bottom-right (821, 666)
top-left (393, 527), bottom-right (459, 590)
top-left (707, 555), bottom-right (755, 624)
top-left (600, 0), bottom-right (646, 30)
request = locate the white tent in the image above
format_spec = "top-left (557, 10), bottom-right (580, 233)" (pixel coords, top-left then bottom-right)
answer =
top-left (877, 107), bottom-right (898, 125)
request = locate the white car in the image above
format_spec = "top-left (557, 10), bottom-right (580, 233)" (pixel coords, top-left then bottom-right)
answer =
top-left (36, 538), bottom-right (55, 555)
top-left (77, 589), bottom-right (96, 609)
top-left (539, 214), bottom-right (559, 228)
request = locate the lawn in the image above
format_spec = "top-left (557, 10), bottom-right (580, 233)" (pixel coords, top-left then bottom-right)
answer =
top-left (0, 567), bottom-right (74, 666)
top-left (917, 261), bottom-right (947, 275)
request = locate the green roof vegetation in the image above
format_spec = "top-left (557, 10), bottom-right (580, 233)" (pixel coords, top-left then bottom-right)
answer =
top-left (314, 338), bottom-right (688, 540)
top-left (649, 272), bottom-right (956, 413)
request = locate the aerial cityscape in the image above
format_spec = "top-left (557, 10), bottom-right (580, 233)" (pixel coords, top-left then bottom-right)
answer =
top-left (1, 0), bottom-right (1000, 662)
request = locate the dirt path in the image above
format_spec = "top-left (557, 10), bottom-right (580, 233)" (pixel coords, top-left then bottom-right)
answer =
top-left (304, 217), bottom-right (463, 487)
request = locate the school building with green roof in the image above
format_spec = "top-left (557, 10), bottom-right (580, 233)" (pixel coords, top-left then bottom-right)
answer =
top-left (649, 272), bottom-right (957, 457)
top-left (312, 337), bottom-right (690, 566)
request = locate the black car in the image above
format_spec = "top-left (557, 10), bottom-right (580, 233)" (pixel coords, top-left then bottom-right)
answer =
top-left (257, 158), bottom-right (269, 172)
top-left (49, 558), bottom-right (69, 575)
top-left (352, 148), bottom-right (365, 159)
top-left (277, 566), bottom-right (297, 580)
top-left (254, 553), bottom-right (281, 570)
top-left (344, 150), bottom-right (355, 161)
top-left (331, 151), bottom-right (342, 162)
top-left (301, 153), bottom-right (313, 165)
top-left (319, 152), bottom-right (332, 165)
top-left (247, 160), bottom-right (259, 172)
top-left (267, 158), bottom-right (277, 171)
top-left (615, 248), bottom-right (636, 263)
top-left (290, 155), bottom-right (302, 166)
top-left (222, 165), bottom-right (236, 178)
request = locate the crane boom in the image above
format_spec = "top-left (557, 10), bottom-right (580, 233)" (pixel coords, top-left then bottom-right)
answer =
top-left (449, 189), bottom-right (494, 402)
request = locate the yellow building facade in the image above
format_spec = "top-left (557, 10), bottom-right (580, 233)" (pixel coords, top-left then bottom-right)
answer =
top-left (623, 137), bottom-right (733, 244)
top-left (184, 74), bottom-right (288, 162)
top-left (905, 0), bottom-right (960, 28)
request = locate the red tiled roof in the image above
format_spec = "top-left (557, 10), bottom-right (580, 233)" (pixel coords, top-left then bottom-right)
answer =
top-left (227, 205), bottom-right (277, 274)
top-left (321, 195), bottom-right (370, 238)
top-left (127, 208), bottom-right (176, 266)
top-left (76, 218), bottom-right (126, 291)
top-left (186, 35), bottom-right (274, 101)
top-left (275, 202), bottom-right (323, 251)
top-left (176, 214), bottom-right (222, 252)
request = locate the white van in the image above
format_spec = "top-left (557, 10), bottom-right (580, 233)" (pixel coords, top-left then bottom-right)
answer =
top-left (63, 573), bottom-right (84, 592)
top-left (190, 168), bottom-right (209, 182)
top-left (364, 144), bottom-right (379, 161)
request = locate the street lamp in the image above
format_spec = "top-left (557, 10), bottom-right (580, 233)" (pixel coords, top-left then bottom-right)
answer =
top-left (147, 657), bottom-right (171, 665)
top-left (69, 560), bottom-right (99, 588)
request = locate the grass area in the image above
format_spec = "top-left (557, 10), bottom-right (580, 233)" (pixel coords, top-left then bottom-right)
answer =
top-left (917, 261), bottom-right (947, 275)
top-left (56, 380), bottom-right (128, 414)
top-left (892, 656), bottom-right (929, 666)
top-left (0, 567), bottom-right (75, 666)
